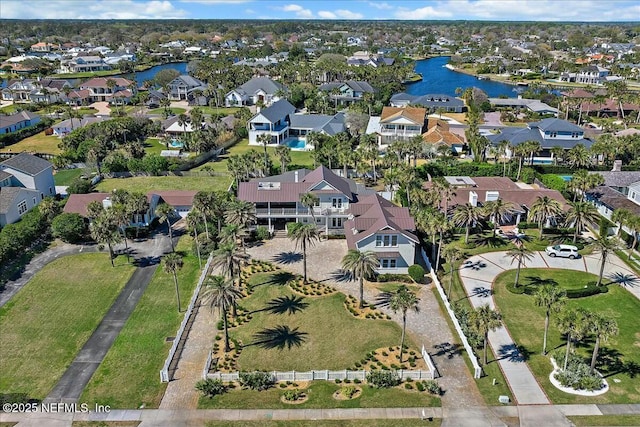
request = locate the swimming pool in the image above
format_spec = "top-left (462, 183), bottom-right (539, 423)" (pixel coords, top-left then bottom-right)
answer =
top-left (284, 138), bottom-right (307, 150)
top-left (169, 139), bottom-right (184, 148)
top-left (559, 175), bottom-right (573, 182)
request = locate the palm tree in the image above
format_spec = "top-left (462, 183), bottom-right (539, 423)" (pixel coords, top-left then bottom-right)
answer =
top-left (483, 199), bottom-right (516, 237)
top-left (585, 312), bottom-right (618, 374)
top-left (109, 203), bottom-right (132, 263)
top-left (212, 241), bottom-right (249, 284)
top-left (592, 236), bottom-right (621, 286)
top-left (611, 208), bottom-right (631, 239)
top-left (513, 144), bottom-right (528, 181)
top-left (257, 133), bottom-right (271, 176)
top-left (551, 146), bottom-right (565, 166)
top-left (274, 144), bottom-right (291, 173)
top-left (431, 177), bottom-right (456, 213)
top-left (38, 197), bottom-right (60, 223)
top-left (506, 245), bottom-right (534, 288)
top-left (289, 223), bottom-right (321, 284)
top-left (375, 285), bottom-right (420, 363)
top-left (299, 192), bottom-right (319, 221)
top-left (342, 249), bottom-right (379, 309)
top-left (90, 214), bottom-right (122, 267)
top-left (224, 200), bottom-right (256, 229)
top-left (202, 275), bottom-right (243, 352)
top-left (162, 252), bottom-right (184, 312)
top-left (565, 201), bottom-right (600, 244)
top-left (497, 140), bottom-right (511, 176)
top-left (557, 307), bottom-right (588, 371)
top-left (625, 215), bottom-right (640, 259)
top-left (193, 191), bottom-right (213, 239)
top-left (534, 284), bottom-right (566, 355)
top-left (177, 113), bottom-right (190, 145)
top-left (442, 245), bottom-right (465, 298)
top-left (566, 144), bottom-right (592, 169)
top-left (185, 210), bottom-right (202, 269)
top-left (453, 203), bottom-right (483, 244)
top-left (156, 203), bottom-right (176, 252)
top-left (530, 196), bottom-right (563, 239)
top-left (524, 140), bottom-right (542, 165)
top-left (470, 305), bottom-right (502, 366)
top-left (126, 192), bottom-right (149, 237)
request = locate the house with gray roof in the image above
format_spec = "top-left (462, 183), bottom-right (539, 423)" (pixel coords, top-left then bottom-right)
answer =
top-left (225, 77), bottom-right (286, 107)
top-left (486, 118), bottom-right (593, 163)
top-left (167, 75), bottom-right (207, 102)
top-left (318, 81), bottom-right (376, 106)
top-left (488, 97), bottom-right (559, 116)
top-left (0, 153), bottom-right (55, 226)
top-left (0, 111), bottom-right (41, 134)
top-left (390, 93), bottom-right (465, 113)
top-left (238, 165), bottom-right (417, 273)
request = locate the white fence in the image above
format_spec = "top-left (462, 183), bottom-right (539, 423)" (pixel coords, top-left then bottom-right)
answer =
top-left (422, 345), bottom-right (438, 379)
top-left (205, 369), bottom-right (434, 382)
top-left (160, 253), bottom-right (214, 383)
top-left (422, 248), bottom-right (483, 379)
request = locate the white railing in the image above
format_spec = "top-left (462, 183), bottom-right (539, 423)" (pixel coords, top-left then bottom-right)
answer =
top-left (160, 253), bottom-right (214, 383)
top-left (202, 349), bottom-right (213, 380)
top-left (422, 345), bottom-right (438, 379)
top-left (255, 208), bottom-right (309, 216)
top-left (422, 248), bottom-right (483, 379)
top-left (205, 369), bottom-right (434, 382)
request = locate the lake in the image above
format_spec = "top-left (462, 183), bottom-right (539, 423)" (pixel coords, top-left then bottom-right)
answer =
top-left (407, 56), bottom-right (520, 98)
top-left (118, 62), bottom-right (188, 86)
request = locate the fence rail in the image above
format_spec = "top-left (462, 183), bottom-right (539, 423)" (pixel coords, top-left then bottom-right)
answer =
top-left (422, 248), bottom-right (483, 379)
top-left (160, 253), bottom-right (214, 383)
top-left (205, 369), bottom-right (434, 382)
top-left (422, 345), bottom-right (438, 379)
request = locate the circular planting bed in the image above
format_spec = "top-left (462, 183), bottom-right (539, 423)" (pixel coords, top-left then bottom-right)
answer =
top-left (496, 268), bottom-right (605, 299)
top-left (281, 389), bottom-right (308, 404)
top-left (549, 357), bottom-right (609, 396)
top-left (333, 386), bottom-right (362, 400)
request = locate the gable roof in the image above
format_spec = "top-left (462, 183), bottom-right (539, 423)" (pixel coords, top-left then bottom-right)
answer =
top-left (63, 193), bottom-right (110, 216)
top-left (171, 75), bottom-right (205, 88)
top-left (422, 119), bottom-right (465, 145)
top-left (301, 165), bottom-right (353, 199)
top-left (592, 171), bottom-right (640, 188)
top-left (239, 77), bottom-right (283, 95)
top-left (0, 111), bottom-right (40, 129)
top-left (0, 152), bottom-right (52, 176)
top-left (0, 187), bottom-right (40, 215)
top-left (530, 118), bottom-right (583, 133)
top-left (252, 99), bottom-right (296, 123)
top-left (80, 77), bottom-right (133, 88)
top-left (380, 106), bottom-right (426, 125)
top-left (319, 80), bottom-right (375, 93)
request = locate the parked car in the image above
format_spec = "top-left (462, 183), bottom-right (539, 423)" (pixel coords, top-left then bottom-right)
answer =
top-left (545, 244), bottom-right (580, 259)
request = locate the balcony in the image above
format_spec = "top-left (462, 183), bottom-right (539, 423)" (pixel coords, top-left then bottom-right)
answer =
top-left (256, 207), bottom-right (310, 217)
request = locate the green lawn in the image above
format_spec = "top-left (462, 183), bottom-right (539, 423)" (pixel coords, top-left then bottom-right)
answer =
top-left (199, 381), bottom-right (440, 409)
top-left (205, 420), bottom-right (441, 427)
top-left (0, 130), bottom-right (62, 154)
top-left (567, 415), bottom-right (640, 426)
top-left (54, 168), bottom-right (87, 186)
top-left (147, 107), bottom-right (186, 116)
top-left (143, 137), bottom-right (166, 156)
top-left (493, 268), bottom-right (640, 404)
top-left (199, 106), bottom-right (242, 116)
top-left (0, 254), bottom-right (135, 401)
top-left (96, 175), bottom-right (232, 194)
top-left (81, 237), bottom-right (201, 409)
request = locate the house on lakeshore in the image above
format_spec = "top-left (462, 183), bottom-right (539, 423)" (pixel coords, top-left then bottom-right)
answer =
top-left (225, 77), bottom-right (286, 107)
top-left (318, 81), bottom-right (376, 106)
top-left (488, 98), bottom-right (559, 116)
top-left (77, 77), bottom-right (135, 104)
top-left (166, 75), bottom-right (207, 102)
top-left (0, 153), bottom-right (55, 226)
top-left (366, 106), bottom-right (427, 149)
top-left (486, 118), bottom-right (593, 164)
top-left (390, 93), bottom-right (465, 113)
top-left (237, 165), bottom-right (418, 273)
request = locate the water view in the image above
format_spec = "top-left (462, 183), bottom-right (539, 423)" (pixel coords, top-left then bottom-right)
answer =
top-left (117, 62), bottom-right (188, 86)
top-left (407, 56), bottom-right (519, 98)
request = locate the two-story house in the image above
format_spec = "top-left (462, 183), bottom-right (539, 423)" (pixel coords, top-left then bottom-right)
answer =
top-left (60, 56), bottom-right (111, 74)
top-left (0, 111), bottom-right (41, 134)
top-left (486, 118), bottom-right (593, 163)
top-left (167, 75), bottom-right (207, 102)
top-left (367, 106), bottom-right (427, 148)
top-left (318, 81), bottom-right (376, 106)
top-left (78, 77), bottom-right (135, 103)
top-left (225, 77), bottom-right (285, 107)
top-left (1, 78), bottom-right (71, 104)
top-left (390, 93), bottom-right (465, 113)
top-left (586, 168), bottom-right (640, 236)
top-left (0, 153), bottom-right (55, 226)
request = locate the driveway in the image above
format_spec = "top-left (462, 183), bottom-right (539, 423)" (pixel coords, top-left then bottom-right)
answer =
top-left (458, 250), bottom-right (638, 406)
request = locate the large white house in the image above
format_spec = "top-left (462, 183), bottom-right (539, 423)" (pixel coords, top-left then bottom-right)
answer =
top-left (225, 77), bottom-right (285, 107)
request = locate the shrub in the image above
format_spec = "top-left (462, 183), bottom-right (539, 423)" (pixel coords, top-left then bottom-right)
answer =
top-left (67, 177), bottom-right (92, 194)
top-left (353, 378), bottom-right (361, 384)
top-left (335, 378), bottom-right (342, 384)
top-left (342, 385), bottom-right (358, 399)
top-left (416, 381), bottom-right (425, 392)
top-left (238, 372), bottom-right (275, 391)
top-left (554, 353), bottom-right (604, 391)
top-left (366, 370), bottom-right (401, 388)
top-left (539, 174), bottom-right (567, 192)
top-left (408, 264), bottom-right (426, 284)
top-left (520, 167), bottom-right (535, 184)
top-left (283, 389), bottom-right (303, 401)
top-left (424, 380), bottom-right (442, 395)
top-left (216, 320), bottom-right (224, 330)
top-left (254, 226), bottom-right (270, 241)
top-left (51, 213), bottom-right (86, 243)
top-left (279, 383), bottom-right (287, 389)
top-left (376, 273), bottom-right (413, 283)
top-left (405, 383), bottom-right (413, 390)
top-left (195, 379), bottom-right (227, 398)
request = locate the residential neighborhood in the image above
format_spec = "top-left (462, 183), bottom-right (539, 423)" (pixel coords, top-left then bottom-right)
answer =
top-left (1, 8), bottom-right (640, 427)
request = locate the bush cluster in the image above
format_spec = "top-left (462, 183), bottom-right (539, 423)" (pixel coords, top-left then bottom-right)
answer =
top-left (554, 352), bottom-right (604, 391)
top-left (238, 371), bottom-right (275, 391)
top-left (282, 389), bottom-right (303, 401)
top-left (408, 265), bottom-right (425, 284)
top-left (366, 370), bottom-right (401, 388)
top-left (376, 273), bottom-right (413, 283)
top-left (0, 208), bottom-right (48, 269)
top-left (195, 378), bottom-right (227, 398)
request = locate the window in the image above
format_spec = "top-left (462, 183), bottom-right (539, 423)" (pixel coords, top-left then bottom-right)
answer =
top-left (332, 198), bottom-right (343, 209)
top-left (379, 259), bottom-right (397, 269)
top-left (33, 197), bottom-right (37, 205)
top-left (18, 200), bottom-right (28, 215)
top-left (550, 132), bottom-right (557, 138)
top-left (375, 235), bottom-right (398, 247)
top-left (332, 217), bottom-right (343, 227)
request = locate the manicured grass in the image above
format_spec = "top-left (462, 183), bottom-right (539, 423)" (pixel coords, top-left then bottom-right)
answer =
top-left (72, 423), bottom-right (140, 427)
top-left (493, 268), bottom-right (640, 404)
top-left (96, 175), bottom-right (232, 194)
top-left (205, 420), bottom-right (441, 427)
top-left (232, 272), bottom-right (410, 371)
top-left (0, 130), bottom-right (62, 154)
top-left (199, 106), bottom-right (242, 116)
top-left (147, 107), bottom-right (186, 115)
top-left (54, 168), bottom-right (87, 186)
top-left (143, 137), bottom-right (166, 156)
top-left (0, 254), bottom-right (135, 401)
top-left (198, 381), bottom-right (440, 409)
top-left (81, 237), bottom-right (201, 409)
top-left (373, 281), bottom-right (422, 294)
top-left (567, 415), bottom-right (640, 426)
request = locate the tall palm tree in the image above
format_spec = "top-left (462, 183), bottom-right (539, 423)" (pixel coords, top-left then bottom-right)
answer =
top-left (299, 192), bottom-right (319, 221)
top-left (453, 203), bottom-right (483, 244)
top-left (592, 236), bottom-right (621, 286)
top-left (470, 305), bottom-right (502, 366)
top-left (257, 133), bottom-right (271, 176)
top-left (625, 215), bottom-right (640, 259)
top-left (177, 113), bottom-right (190, 145)
top-left (193, 191), bottom-right (213, 239)
top-left (431, 177), bottom-right (456, 213)
top-left (506, 245), bottom-right (534, 288)
top-left (342, 249), bottom-right (379, 309)
top-left (126, 192), bottom-right (149, 237)
top-left (289, 223), bottom-right (321, 284)
top-left (565, 201), bottom-right (600, 244)
top-left (90, 214), bottom-right (122, 267)
top-left (109, 203), bottom-right (132, 263)
top-left (185, 210), bottom-right (202, 269)
top-left (534, 284), bottom-right (566, 355)
top-left (442, 245), bottom-right (465, 298)
top-left (497, 140), bottom-right (511, 176)
top-left (513, 144), bottom-right (528, 181)
top-left (483, 199), bottom-right (516, 237)
top-left (611, 208), bottom-right (631, 239)
top-left (212, 241), bottom-right (248, 283)
top-left (530, 196), bottom-right (563, 239)
top-left (224, 200), bottom-right (256, 229)
top-left (550, 146), bottom-right (565, 166)
top-left (566, 144), bottom-right (592, 169)
top-left (202, 275), bottom-right (242, 352)
top-left (162, 252), bottom-right (184, 312)
top-left (557, 307), bottom-right (588, 371)
top-left (274, 144), bottom-right (291, 173)
top-left (156, 203), bottom-right (176, 252)
top-left (585, 312), bottom-right (619, 374)
top-left (375, 285), bottom-right (420, 363)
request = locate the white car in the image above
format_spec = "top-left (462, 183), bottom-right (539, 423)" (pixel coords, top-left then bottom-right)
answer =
top-left (545, 244), bottom-right (580, 259)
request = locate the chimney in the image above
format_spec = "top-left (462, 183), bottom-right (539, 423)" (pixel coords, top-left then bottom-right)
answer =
top-left (612, 159), bottom-right (622, 172)
top-left (294, 171), bottom-right (299, 183)
top-left (469, 191), bottom-right (478, 207)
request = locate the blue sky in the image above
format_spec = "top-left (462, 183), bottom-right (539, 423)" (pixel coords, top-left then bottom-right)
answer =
top-left (1, 0), bottom-right (639, 21)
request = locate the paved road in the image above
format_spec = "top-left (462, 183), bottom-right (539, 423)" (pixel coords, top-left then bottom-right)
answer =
top-left (458, 250), bottom-right (638, 406)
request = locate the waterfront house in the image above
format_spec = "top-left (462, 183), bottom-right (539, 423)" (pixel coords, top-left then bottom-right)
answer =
top-left (318, 81), bottom-right (376, 106)
top-left (390, 93), bottom-right (465, 113)
top-left (367, 106), bottom-right (427, 148)
top-left (167, 75), bottom-right (207, 102)
top-left (78, 77), bottom-right (135, 104)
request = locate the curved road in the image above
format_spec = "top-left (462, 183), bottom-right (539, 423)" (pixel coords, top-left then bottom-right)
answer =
top-left (458, 250), bottom-right (638, 405)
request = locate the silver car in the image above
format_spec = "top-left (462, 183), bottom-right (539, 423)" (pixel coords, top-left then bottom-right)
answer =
top-left (545, 244), bottom-right (580, 259)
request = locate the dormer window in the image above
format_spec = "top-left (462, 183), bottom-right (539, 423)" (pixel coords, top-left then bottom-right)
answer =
top-left (550, 132), bottom-right (557, 138)
top-left (376, 235), bottom-right (398, 247)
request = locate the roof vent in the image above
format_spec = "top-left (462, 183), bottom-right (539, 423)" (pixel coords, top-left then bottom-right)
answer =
top-left (257, 182), bottom-right (280, 190)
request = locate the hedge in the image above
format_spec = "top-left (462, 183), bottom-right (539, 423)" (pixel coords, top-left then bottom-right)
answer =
top-left (0, 207), bottom-right (48, 270)
top-left (376, 273), bottom-right (413, 283)
top-left (0, 118), bottom-right (54, 148)
top-left (539, 174), bottom-right (567, 192)
top-left (408, 264), bottom-right (425, 284)
top-left (507, 280), bottom-right (608, 298)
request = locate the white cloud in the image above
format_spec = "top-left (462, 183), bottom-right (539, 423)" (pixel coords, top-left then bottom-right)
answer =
top-left (336, 9), bottom-right (363, 19)
top-left (1, 0), bottom-right (188, 19)
top-left (281, 3), bottom-right (313, 18)
top-left (368, 1), bottom-right (392, 10)
top-left (394, 5), bottom-right (452, 19)
top-left (244, 8), bottom-right (255, 14)
top-left (318, 11), bottom-right (337, 19)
